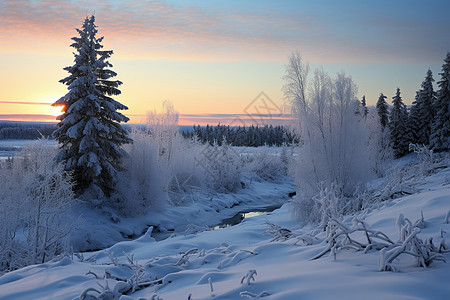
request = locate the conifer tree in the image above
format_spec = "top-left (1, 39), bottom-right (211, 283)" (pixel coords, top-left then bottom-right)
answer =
top-left (408, 90), bottom-right (421, 145)
top-left (410, 69), bottom-right (436, 145)
top-left (361, 95), bottom-right (368, 117)
top-left (52, 16), bottom-right (132, 199)
top-left (389, 88), bottom-right (410, 157)
top-left (430, 52), bottom-right (450, 151)
top-left (376, 93), bottom-right (389, 128)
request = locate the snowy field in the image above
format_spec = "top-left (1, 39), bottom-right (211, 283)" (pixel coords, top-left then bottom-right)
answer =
top-left (0, 139), bottom-right (57, 158)
top-left (1, 159), bottom-right (450, 299)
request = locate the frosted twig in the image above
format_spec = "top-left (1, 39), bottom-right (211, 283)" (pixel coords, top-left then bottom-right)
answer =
top-left (104, 250), bottom-right (118, 266)
top-left (208, 277), bottom-right (214, 296)
top-left (264, 221), bottom-right (292, 241)
top-left (79, 287), bottom-right (101, 300)
top-left (240, 291), bottom-right (271, 298)
top-left (241, 269), bottom-right (257, 285)
top-left (85, 270), bottom-right (102, 279)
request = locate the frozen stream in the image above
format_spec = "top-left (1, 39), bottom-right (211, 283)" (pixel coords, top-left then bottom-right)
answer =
top-left (210, 204), bottom-right (283, 230)
top-left (149, 203), bottom-right (286, 242)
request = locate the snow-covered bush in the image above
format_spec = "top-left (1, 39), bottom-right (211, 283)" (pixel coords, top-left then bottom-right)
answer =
top-left (284, 53), bottom-right (376, 223)
top-left (0, 139), bottom-right (75, 272)
top-left (117, 102), bottom-right (245, 214)
top-left (146, 101), bottom-right (180, 167)
top-left (291, 182), bottom-right (346, 227)
top-left (165, 139), bottom-right (205, 206)
top-left (371, 165), bottom-right (415, 203)
top-left (366, 110), bottom-right (393, 177)
top-left (198, 142), bottom-right (243, 193)
top-left (247, 146), bottom-right (288, 181)
top-left (114, 127), bottom-right (165, 214)
top-left (408, 143), bottom-right (442, 177)
top-left (116, 102), bottom-right (195, 213)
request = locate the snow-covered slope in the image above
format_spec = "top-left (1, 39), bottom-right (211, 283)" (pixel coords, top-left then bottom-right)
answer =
top-left (1, 168), bottom-right (450, 299)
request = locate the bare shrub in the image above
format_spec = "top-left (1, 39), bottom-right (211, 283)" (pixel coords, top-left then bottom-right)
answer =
top-left (0, 139), bottom-right (75, 272)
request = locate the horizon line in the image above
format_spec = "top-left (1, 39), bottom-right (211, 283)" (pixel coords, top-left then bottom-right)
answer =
top-left (0, 112), bottom-right (294, 126)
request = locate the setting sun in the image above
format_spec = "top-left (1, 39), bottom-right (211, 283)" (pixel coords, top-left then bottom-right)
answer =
top-left (50, 104), bottom-right (64, 117)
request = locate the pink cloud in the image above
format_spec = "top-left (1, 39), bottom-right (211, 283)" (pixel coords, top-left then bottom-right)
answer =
top-left (0, 0), bottom-right (309, 61)
top-left (0, 1), bottom-right (447, 64)
top-left (0, 114), bottom-right (56, 122)
top-left (0, 100), bottom-right (53, 105)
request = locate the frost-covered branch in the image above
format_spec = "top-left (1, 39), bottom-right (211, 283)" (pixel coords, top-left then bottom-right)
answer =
top-left (241, 269), bottom-right (257, 285)
top-left (312, 214), bottom-right (446, 272)
top-left (264, 221), bottom-right (292, 242)
top-left (240, 291), bottom-right (271, 298)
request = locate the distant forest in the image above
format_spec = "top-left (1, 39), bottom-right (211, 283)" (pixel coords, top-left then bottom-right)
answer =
top-left (0, 122), bottom-right (57, 139)
top-left (0, 121), bottom-right (296, 147)
top-left (182, 124), bottom-right (298, 146)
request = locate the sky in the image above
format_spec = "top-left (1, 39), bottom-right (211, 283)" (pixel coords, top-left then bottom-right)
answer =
top-left (0, 0), bottom-right (449, 125)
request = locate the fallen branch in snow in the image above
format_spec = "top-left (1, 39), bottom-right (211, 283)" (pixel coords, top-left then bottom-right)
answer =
top-left (379, 224), bottom-right (445, 271)
top-left (294, 232), bottom-right (318, 246)
top-left (241, 269), bottom-right (257, 285)
top-left (264, 221), bottom-right (292, 242)
top-left (85, 270), bottom-right (102, 279)
top-left (217, 248), bottom-right (257, 269)
top-left (240, 291), bottom-right (271, 298)
top-left (175, 248), bottom-right (199, 266)
top-left (311, 218), bottom-right (393, 261)
top-left (79, 287), bottom-right (101, 300)
top-left (80, 279), bottom-right (131, 300)
top-left (312, 215), bottom-right (447, 272)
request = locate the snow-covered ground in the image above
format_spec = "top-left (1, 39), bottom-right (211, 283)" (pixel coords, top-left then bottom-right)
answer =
top-left (70, 176), bottom-right (294, 252)
top-left (1, 161), bottom-right (450, 299)
top-left (0, 139), bottom-right (57, 158)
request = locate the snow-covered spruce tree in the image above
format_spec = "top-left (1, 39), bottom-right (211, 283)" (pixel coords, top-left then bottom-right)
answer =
top-left (430, 52), bottom-right (450, 152)
top-left (53, 16), bottom-right (131, 200)
top-left (410, 69), bottom-right (436, 145)
top-left (373, 92), bottom-right (392, 174)
top-left (376, 93), bottom-right (389, 129)
top-left (418, 69), bottom-right (436, 145)
top-left (389, 88), bottom-right (410, 158)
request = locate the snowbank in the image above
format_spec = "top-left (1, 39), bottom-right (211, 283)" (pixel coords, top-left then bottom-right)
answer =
top-left (1, 168), bottom-right (450, 299)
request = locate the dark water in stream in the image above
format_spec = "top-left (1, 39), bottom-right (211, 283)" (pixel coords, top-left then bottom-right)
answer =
top-left (209, 204), bottom-right (282, 230)
top-left (149, 204), bottom-right (283, 241)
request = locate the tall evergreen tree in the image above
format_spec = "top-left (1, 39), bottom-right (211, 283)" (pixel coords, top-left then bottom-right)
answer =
top-left (376, 93), bottom-right (389, 128)
top-left (389, 88), bottom-right (410, 157)
top-left (430, 52), bottom-right (450, 151)
top-left (408, 90), bottom-right (422, 145)
top-left (52, 16), bottom-right (131, 199)
top-left (416, 69), bottom-right (436, 145)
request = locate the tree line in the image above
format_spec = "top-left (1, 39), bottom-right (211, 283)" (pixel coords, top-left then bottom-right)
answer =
top-left (374, 52), bottom-right (450, 158)
top-left (0, 122), bottom-right (56, 139)
top-left (181, 124), bottom-right (298, 147)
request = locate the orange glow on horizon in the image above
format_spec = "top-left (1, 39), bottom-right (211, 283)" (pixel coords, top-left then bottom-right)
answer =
top-left (50, 105), bottom-right (64, 117)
